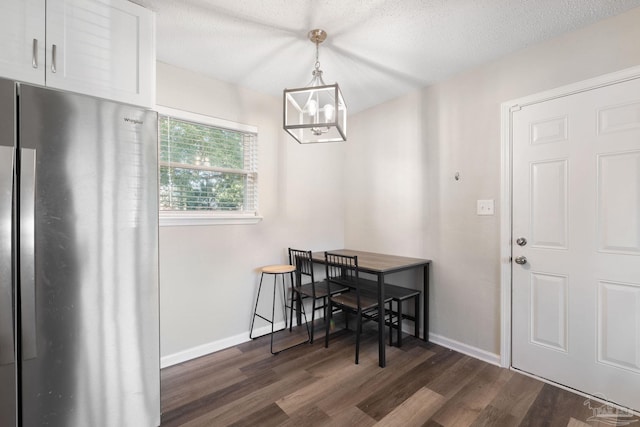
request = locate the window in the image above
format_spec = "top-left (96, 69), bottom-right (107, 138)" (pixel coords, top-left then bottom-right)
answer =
top-left (157, 106), bottom-right (260, 226)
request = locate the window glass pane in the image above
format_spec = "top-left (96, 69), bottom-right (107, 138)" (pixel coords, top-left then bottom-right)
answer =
top-left (160, 117), bottom-right (245, 169)
top-left (160, 167), bottom-right (246, 211)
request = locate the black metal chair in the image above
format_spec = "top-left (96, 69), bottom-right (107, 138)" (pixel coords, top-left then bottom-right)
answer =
top-left (324, 252), bottom-right (392, 364)
top-left (288, 248), bottom-right (348, 343)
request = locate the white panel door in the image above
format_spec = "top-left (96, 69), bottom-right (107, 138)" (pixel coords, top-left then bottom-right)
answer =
top-left (46, 0), bottom-right (155, 106)
top-left (0, 0), bottom-right (45, 85)
top-left (512, 76), bottom-right (640, 411)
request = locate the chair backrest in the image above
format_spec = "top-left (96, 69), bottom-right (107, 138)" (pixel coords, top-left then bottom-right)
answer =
top-left (324, 252), bottom-right (361, 306)
top-left (288, 248), bottom-right (315, 286)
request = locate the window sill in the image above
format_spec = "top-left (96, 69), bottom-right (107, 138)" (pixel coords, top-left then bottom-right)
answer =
top-left (159, 212), bottom-right (263, 227)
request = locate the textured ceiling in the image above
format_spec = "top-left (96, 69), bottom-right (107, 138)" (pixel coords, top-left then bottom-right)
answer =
top-left (134, 0), bottom-right (640, 113)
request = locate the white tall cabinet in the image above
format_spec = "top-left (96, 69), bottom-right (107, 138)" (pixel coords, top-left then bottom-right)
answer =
top-left (0, 0), bottom-right (155, 107)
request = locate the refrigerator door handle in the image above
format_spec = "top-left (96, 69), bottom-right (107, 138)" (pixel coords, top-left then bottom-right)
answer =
top-left (0, 146), bottom-right (15, 366)
top-left (20, 148), bottom-right (37, 360)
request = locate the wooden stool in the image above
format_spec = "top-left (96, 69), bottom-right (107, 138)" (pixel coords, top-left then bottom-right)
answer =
top-left (249, 264), bottom-right (307, 354)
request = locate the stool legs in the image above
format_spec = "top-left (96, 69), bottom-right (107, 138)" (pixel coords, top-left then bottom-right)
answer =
top-left (250, 270), bottom-right (309, 355)
top-left (250, 272), bottom-right (287, 354)
top-left (249, 273), bottom-right (266, 340)
top-left (269, 273), bottom-right (278, 353)
top-left (280, 273), bottom-right (289, 329)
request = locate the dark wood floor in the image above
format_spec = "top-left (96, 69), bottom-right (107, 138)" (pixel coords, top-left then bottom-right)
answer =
top-left (160, 322), bottom-right (628, 426)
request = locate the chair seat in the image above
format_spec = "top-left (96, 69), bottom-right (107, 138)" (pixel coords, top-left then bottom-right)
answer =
top-left (295, 279), bottom-right (349, 298)
top-left (331, 290), bottom-right (392, 311)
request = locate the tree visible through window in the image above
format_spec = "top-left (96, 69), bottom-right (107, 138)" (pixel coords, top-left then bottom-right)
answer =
top-left (159, 113), bottom-right (258, 216)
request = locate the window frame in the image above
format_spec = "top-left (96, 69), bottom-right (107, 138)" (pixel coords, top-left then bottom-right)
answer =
top-left (156, 105), bottom-right (262, 226)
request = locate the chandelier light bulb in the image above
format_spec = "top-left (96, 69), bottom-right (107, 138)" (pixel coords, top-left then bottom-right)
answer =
top-left (306, 98), bottom-right (318, 116)
top-left (323, 104), bottom-right (335, 122)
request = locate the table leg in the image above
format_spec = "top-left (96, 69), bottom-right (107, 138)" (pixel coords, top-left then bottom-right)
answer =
top-left (423, 264), bottom-right (429, 342)
top-left (378, 273), bottom-right (386, 368)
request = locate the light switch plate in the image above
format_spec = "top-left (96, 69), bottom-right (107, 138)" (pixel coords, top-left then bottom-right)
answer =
top-left (477, 199), bottom-right (494, 215)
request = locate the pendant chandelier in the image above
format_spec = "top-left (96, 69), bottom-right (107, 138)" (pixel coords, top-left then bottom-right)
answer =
top-left (283, 29), bottom-right (347, 144)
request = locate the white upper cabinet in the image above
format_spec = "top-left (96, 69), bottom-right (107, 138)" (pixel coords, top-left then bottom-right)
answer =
top-left (46, 0), bottom-right (155, 107)
top-left (0, 0), bottom-right (155, 107)
top-left (0, 0), bottom-right (46, 86)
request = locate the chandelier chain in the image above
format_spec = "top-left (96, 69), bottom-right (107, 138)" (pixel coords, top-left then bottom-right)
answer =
top-left (315, 40), bottom-right (321, 71)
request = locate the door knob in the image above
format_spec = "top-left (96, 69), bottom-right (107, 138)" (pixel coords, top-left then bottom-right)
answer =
top-left (514, 256), bottom-right (527, 265)
top-left (516, 237), bottom-right (527, 246)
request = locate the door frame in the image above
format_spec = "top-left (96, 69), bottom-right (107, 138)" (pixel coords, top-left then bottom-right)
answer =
top-left (499, 65), bottom-right (640, 369)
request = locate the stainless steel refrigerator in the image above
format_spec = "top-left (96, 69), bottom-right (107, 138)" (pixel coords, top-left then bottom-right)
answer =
top-left (0, 78), bottom-right (160, 427)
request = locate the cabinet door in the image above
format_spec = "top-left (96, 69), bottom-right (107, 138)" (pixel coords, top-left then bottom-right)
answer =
top-left (46, 0), bottom-right (155, 107)
top-left (0, 0), bottom-right (46, 85)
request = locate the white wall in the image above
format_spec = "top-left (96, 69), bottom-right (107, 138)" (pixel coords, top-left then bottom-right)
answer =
top-left (156, 62), bottom-right (345, 362)
top-left (346, 7), bottom-right (640, 358)
top-left (157, 6), bottom-right (640, 364)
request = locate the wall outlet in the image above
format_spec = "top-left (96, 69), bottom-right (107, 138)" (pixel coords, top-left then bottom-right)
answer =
top-left (477, 199), bottom-right (494, 215)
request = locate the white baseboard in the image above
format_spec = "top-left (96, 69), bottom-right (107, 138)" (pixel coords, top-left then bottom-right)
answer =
top-left (429, 333), bottom-right (502, 367)
top-left (161, 326), bottom-right (501, 369)
top-left (160, 321), bottom-right (286, 369)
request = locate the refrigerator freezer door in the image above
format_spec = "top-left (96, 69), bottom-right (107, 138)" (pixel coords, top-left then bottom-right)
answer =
top-left (0, 78), bottom-right (16, 427)
top-left (18, 84), bottom-right (160, 427)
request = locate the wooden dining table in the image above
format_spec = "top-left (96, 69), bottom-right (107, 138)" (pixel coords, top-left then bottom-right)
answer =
top-left (310, 249), bottom-right (431, 368)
